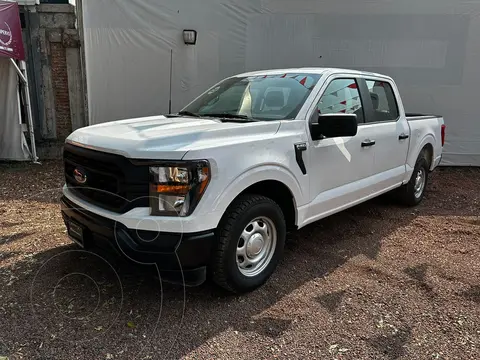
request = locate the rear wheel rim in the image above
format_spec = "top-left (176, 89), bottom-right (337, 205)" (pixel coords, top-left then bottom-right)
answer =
top-left (236, 216), bottom-right (277, 277)
top-left (414, 167), bottom-right (426, 199)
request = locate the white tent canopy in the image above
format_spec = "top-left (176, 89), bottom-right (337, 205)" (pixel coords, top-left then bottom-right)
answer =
top-left (82, 0), bottom-right (480, 166)
top-left (0, 57), bottom-right (31, 161)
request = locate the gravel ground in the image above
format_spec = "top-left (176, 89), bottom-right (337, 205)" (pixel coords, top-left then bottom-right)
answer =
top-left (0, 161), bottom-right (479, 360)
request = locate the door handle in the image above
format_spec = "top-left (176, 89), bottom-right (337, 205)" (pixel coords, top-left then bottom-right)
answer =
top-left (399, 133), bottom-right (409, 140)
top-left (361, 139), bottom-right (376, 147)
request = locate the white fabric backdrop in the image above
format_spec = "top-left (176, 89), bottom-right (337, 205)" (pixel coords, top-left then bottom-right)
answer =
top-left (82, 0), bottom-right (480, 166)
top-left (0, 57), bottom-right (30, 161)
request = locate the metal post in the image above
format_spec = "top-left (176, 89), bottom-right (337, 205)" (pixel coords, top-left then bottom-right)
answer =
top-left (76, 0), bottom-right (89, 126)
top-left (168, 49), bottom-right (173, 114)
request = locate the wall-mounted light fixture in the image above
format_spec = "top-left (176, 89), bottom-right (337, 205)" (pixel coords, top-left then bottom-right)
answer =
top-left (183, 30), bottom-right (197, 45)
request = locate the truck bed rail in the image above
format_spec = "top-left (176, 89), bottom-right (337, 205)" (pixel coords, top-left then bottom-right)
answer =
top-left (406, 113), bottom-right (441, 121)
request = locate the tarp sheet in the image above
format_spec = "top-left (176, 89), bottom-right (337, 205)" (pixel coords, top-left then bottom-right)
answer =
top-left (82, 0), bottom-right (480, 166)
top-left (0, 0), bottom-right (25, 60)
top-left (0, 57), bottom-right (30, 161)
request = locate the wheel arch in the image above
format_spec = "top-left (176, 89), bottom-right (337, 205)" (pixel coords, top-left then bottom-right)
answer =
top-left (407, 134), bottom-right (436, 171)
top-left (237, 180), bottom-right (297, 230)
top-left (421, 142), bottom-right (434, 170)
top-left (403, 136), bottom-right (436, 184)
top-left (212, 166), bottom-right (304, 230)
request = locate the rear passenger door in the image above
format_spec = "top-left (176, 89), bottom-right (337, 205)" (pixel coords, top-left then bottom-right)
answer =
top-left (361, 78), bottom-right (409, 188)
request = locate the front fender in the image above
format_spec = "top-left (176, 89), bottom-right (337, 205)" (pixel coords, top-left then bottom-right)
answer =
top-left (211, 164), bottom-right (306, 223)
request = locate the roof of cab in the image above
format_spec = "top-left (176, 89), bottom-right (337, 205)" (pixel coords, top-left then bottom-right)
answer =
top-left (234, 67), bottom-right (391, 80)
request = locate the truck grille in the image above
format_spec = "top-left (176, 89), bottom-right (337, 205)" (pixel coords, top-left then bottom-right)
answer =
top-left (63, 143), bottom-right (150, 213)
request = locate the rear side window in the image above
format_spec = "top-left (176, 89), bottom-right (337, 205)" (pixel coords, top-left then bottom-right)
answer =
top-left (316, 79), bottom-right (364, 124)
top-left (365, 80), bottom-right (399, 122)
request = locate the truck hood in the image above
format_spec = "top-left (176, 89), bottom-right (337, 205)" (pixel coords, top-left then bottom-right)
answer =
top-left (66, 115), bottom-right (281, 159)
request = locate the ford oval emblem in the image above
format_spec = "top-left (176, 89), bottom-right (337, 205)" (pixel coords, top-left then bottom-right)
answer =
top-left (73, 168), bottom-right (87, 184)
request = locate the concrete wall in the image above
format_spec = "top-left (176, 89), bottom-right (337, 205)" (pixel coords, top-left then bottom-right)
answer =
top-left (22, 3), bottom-right (86, 159)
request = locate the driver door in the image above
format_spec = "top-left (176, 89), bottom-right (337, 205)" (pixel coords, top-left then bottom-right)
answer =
top-left (305, 77), bottom-right (377, 221)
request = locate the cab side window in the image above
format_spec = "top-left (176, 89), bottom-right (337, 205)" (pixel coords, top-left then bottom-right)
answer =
top-left (366, 80), bottom-right (399, 122)
top-left (316, 79), bottom-right (364, 124)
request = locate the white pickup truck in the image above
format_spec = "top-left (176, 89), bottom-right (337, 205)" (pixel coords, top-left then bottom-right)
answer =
top-left (61, 68), bottom-right (446, 293)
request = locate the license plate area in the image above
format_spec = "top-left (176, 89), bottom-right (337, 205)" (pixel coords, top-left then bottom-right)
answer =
top-left (68, 220), bottom-right (85, 248)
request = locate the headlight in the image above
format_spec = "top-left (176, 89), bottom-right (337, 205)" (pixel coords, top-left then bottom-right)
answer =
top-left (149, 161), bottom-right (210, 217)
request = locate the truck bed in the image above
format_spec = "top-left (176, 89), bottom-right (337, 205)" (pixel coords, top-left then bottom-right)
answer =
top-left (405, 114), bottom-right (444, 174)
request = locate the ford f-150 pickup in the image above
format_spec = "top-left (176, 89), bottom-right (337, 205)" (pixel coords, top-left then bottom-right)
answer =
top-left (61, 68), bottom-right (446, 293)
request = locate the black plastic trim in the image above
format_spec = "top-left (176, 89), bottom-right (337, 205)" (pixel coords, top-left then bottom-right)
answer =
top-left (60, 195), bottom-right (214, 285)
top-left (357, 78), bottom-right (375, 123)
top-left (361, 140), bottom-right (376, 147)
top-left (294, 143), bottom-right (307, 175)
top-left (63, 143), bottom-right (150, 214)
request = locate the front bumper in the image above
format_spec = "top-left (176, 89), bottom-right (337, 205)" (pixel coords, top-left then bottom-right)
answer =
top-left (62, 185), bottom-right (223, 234)
top-left (60, 196), bottom-right (215, 286)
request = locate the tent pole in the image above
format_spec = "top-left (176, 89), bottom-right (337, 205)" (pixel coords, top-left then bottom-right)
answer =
top-left (16, 81), bottom-right (22, 125)
top-left (19, 60), bottom-right (39, 163)
top-left (17, 81), bottom-right (31, 159)
top-left (168, 49), bottom-right (173, 114)
top-left (9, 57), bottom-right (26, 83)
top-left (10, 58), bottom-right (39, 163)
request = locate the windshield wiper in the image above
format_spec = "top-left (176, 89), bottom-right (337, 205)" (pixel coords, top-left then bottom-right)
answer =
top-left (202, 113), bottom-right (259, 122)
top-left (166, 111), bottom-right (259, 122)
top-left (178, 110), bottom-right (202, 117)
top-left (165, 110), bottom-right (202, 118)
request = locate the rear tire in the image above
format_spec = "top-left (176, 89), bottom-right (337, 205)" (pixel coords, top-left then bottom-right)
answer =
top-left (397, 151), bottom-right (430, 206)
top-left (211, 194), bottom-right (286, 294)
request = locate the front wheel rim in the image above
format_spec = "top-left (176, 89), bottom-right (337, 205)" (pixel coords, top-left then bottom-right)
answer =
top-left (414, 167), bottom-right (426, 199)
top-left (236, 216), bottom-right (277, 277)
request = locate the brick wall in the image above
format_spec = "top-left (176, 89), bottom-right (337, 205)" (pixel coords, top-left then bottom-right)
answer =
top-left (50, 42), bottom-right (72, 140)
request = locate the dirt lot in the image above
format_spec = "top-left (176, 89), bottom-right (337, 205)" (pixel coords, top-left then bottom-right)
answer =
top-left (0, 161), bottom-right (479, 360)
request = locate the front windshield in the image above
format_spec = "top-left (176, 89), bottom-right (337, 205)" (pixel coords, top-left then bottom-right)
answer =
top-left (181, 73), bottom-right (322, 121)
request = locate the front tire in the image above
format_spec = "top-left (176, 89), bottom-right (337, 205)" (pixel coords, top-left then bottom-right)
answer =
top-left (211, 194), bottom-right (286, 294)
top-left (397, 151), bottom-right (430, 206)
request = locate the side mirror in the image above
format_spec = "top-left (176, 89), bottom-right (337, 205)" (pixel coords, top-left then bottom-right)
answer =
top-left (311, 113), bottom-right (358, 141)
